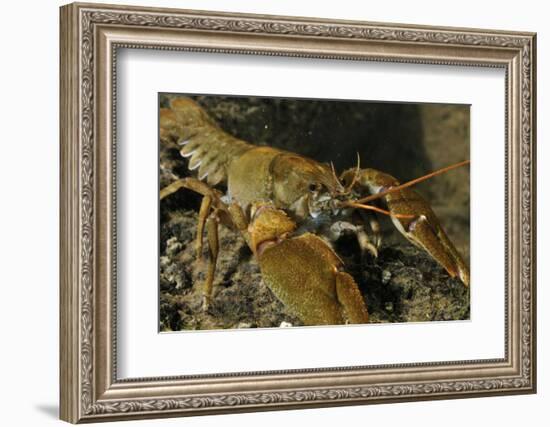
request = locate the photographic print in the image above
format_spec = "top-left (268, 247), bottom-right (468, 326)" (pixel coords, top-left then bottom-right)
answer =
top-left (159, 94), bottom-right (471, 331)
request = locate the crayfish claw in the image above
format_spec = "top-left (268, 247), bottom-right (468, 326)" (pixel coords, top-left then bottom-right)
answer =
top-left (402, 214), bottom-right (469, 286)
top-left (251, 207), bottom-right (369, 325)
top-left (335, 271), bottom-right (369, 324)
top-left (348, 167), bottom-right (470, 287)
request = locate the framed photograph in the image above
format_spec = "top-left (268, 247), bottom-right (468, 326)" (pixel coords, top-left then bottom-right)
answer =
top-left (60, 2), bottom-right (537, 423)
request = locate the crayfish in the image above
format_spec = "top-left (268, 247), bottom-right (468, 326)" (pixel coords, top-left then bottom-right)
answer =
top-left (160, 97), bottom-right (470, 326)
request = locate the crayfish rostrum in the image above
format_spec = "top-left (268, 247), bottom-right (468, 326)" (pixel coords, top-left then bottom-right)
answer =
top-left (159, 96), bottom-right (470, 328)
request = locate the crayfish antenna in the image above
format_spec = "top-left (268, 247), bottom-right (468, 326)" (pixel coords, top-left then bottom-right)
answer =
top-left (343, 201), bottom-right (415, 219)
top-left (341, 152), bottom-right (361, 195)
top-left (354, 159), bottom-right (471, 205)
top-left (329, 161), bottom-right (345, 194)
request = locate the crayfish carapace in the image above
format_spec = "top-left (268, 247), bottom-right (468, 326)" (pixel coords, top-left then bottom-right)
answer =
top-left (160, 97), bottom-right (470, 326)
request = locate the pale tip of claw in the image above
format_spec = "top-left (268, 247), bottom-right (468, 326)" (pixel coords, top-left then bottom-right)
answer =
top-left (459, 270), bottom-right (470, 287)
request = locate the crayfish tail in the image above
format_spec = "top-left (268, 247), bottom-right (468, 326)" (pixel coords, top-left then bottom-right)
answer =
top-left (160, 97), bottom-right (254, 186)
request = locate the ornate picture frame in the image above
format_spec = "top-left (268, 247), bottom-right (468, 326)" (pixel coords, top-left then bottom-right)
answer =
top-left (60, 2), bottom-right (536, 423)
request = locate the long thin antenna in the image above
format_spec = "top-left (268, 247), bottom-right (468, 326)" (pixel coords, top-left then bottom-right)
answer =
top-left (353, 159), bottom-right (470, 205)
top-left (342, 152), bottom-right (361, 194)
top-left (344, 202), bottom-right (415, 219)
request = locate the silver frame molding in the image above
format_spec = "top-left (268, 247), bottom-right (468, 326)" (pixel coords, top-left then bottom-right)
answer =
top-left (60, 2), bottom-right (536, 423)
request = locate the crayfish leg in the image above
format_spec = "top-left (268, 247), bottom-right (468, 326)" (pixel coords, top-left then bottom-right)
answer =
top-left (159, 179), bottom-right (187, 200)
top-left (355, 225), bottom-right (379, 259)
top-left (359, 210), bottom-right (382, 250)
top-left (196, 195), bottom-right (212, 258)
top-left (202, 216), bottom-right (220, 311)
top-left (327, 220), bottom-right (378, 259)
top-left (227, 202), bottom-right (248, 232)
